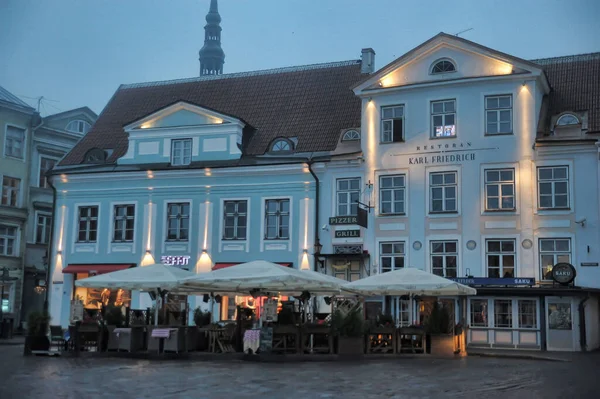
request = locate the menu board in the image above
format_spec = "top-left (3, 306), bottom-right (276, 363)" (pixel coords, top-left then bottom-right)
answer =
top-left (259, 327), bottom-right (273, 353)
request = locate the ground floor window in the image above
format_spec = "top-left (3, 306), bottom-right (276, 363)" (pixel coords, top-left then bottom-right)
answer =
top-left (470, 298), bottom-right (539, 329)
top-left (73, 273), bottom-right (131, 310)
top-left (548, 302), bottom-right (572, 330)
top-left (1, 282), bottom-right (14, 313)
top-left (220, 295), bottom-right (287, 321)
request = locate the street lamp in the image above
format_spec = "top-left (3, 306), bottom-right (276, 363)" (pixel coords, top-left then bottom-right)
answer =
top-left (313, 240), bottom-right (323, 256)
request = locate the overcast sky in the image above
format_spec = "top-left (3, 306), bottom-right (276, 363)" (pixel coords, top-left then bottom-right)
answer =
top-left (1, 0), bottom-right (599, 116)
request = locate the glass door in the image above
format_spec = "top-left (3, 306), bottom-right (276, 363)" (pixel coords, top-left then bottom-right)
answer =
top-left (545, 297), bottom-right (575, 351)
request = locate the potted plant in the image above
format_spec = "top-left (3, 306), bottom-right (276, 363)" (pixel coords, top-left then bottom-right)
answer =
top-left (424, 301), bottom-right (455, 357)
top-left (104, 305), bottom-right (125, 351)
top-left (331, 304), bottom-right (365, 356)
top-left (24, 311), bottom-right (51, 354)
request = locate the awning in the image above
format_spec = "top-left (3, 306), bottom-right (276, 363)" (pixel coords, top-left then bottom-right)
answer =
top-left (63, 264), bottom-right (134, 275)
top-left (213, 262), bottom-right (293, 271)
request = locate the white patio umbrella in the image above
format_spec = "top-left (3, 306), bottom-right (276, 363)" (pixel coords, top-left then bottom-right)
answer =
top-left (179, 260), bottom-right (352, 296)
top-left (75, 263), bottom-right (196, 325)
top-left (344, 267), bottom-right (477, 296)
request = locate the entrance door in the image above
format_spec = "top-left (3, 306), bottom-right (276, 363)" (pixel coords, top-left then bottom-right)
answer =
top-left (545, 297), bottom-right (575, 351)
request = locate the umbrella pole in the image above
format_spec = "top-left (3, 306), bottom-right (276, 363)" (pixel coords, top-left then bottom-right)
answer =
top-left (154, 289), bottom-right (159, 326)
top-left (210, 292), bottom-right (214, 323)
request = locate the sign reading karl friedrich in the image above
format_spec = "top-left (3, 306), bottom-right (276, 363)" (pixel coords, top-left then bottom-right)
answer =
top-left (392, 142), bottom-right (495, 165)
top-left (409, 153), bottom-right (475, 165)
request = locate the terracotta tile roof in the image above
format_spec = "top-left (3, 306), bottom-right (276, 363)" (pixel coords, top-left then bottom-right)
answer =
top-left (532, 52), bottom-right (600, 134)
top-left (60, 60), bottom-right (363, 165)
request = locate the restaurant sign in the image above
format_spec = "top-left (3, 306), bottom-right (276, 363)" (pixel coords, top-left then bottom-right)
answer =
top-left (551, 263), bottom-right (576, 285)
top-left (449, 277), bottom-right (535, 286)
top-left (161, 255), bottom-right (191, 267)
top-left (329, 216), bottom-right (357, 225)
top-left (335, 230), bottom-right (360, 238)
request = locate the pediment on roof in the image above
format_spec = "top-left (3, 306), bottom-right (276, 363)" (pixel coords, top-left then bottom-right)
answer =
top-left (354, 33), bottom-right (547, 93)
top-left (124, 101), bottom-right (243, 131)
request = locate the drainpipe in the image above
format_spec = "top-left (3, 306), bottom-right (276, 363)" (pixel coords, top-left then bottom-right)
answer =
top-left (307, 162), bottom-right (320, 272)
top-left (578, 295), bottom-right (589, 352)
top-left (43, 175), bottom-right (57, 314)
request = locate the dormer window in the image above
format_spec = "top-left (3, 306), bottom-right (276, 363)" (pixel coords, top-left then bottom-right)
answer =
top-left (342, 130), bottom-right (361, 141)
top-left (84, 148), bottom-right (106, 164)
top-left (270, 138), bottom-right (293, 153)
top-left (430, 59), bottom-right (456, 75)
top-left (556, 114), bottom-right (579, 126)
top-left (67, 120), bottom-right (91, 134)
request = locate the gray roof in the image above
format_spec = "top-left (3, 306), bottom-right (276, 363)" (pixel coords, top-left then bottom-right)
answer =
top-left (0, 85), bottom-right (34, 110)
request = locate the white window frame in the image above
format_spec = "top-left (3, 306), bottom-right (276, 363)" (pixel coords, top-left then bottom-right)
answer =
top-left (271, 139), bottom-right (293, 152)
top-left (484, 168), bottom-right (516, 211)
top-left (38, 156), bottom-right (59, 188)
top-left (222, 200), bottom-right (248, 240)
top-left (556, 113), bottom-right (580, 126)
top-left (468, 297), bottom-right (540, 330)
top-left (431, 99), bottom-right (456, 138)
top-left (539, 237), bottom-right (572, 281)
top-left (66, 119), bottom-right (91, 134)
top-left (429, 239), bottom-right (459, 278)
top-left (112, 204), bottom-right (136, 242)
top-left (485, 239), bottom-right (516, 278)
top-left (379, 174), bottom-right (405, 215)
top-left (469, 298), bottom-right (489, 328)
top-left (342, 130), bottom-right (360, 141)
top-left (264, 198), bottom-right (290, 240)
top-left (429, 171), bottom-right (457, 213)
top-left (1, 282), bottom-right (15, 313)
top-left (0, 224), bottom-right (19, 257)
top-left (4, 124), bottom-right (26, 160)
top-left (485, 95), bottom-right (513, 135)
top-left (1, 176), bottom-right (21, 207)
top-left (381, 105), bottom-right (405, 143)
top-left (77, 205), bottom-right (99, 243)
top-left (34, 211), bottom-right (52, 245)
top-left (518, 299), bottom-right (538, 329)
top-left (336, 177), bottom-right (361, 216)
top-left (171, 138), bottom-right (192, 166)
top-left (537, 165), bottom-right (570, 210)
top-left (430, 58), bottom-right (457, 75)
top-left (379, 241), bottom-right (406, 273)
top-left (166, 202), bottom-right (191, 241)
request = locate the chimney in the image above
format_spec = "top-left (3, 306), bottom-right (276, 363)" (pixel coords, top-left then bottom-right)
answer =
top-left (361, 48), bottom-right (376, 74)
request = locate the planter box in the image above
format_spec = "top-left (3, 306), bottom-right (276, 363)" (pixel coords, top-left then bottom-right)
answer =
top-left (106, 326), bottom-right (119, 351)
top-left (24, 336), bottom-right (50, 355)
top-left (428, 334), bottom-right (455, 357)
top-left (337, 336), bottom-right (364, 356)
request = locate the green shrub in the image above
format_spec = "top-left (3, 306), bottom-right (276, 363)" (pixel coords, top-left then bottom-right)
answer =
top-left (193, 308), bottom-right (212, 327)
top-left (27, 311), bottom-right (50, 336)
top-left (331, 304), bottom-right (365, 337)
top-left (104, 305), bottom-right (125, 327)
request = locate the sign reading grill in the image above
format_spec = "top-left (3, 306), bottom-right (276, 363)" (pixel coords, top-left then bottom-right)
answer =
top-left (329, 216), bottom-right (357, 225)
top-left (335, 230), bottom-right (360, 238)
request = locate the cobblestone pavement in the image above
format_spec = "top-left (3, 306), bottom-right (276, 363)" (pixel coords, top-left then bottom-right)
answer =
top-left (0, 346), bottom-right (599, 399)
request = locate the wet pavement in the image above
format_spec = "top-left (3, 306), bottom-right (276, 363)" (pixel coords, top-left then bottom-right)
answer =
top-left (0, 345), bottom-right (599, 399)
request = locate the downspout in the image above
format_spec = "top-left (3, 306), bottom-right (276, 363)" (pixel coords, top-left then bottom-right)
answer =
top-left (44, 175), bottom-right (57, 314)
top-left (307, 162), bottom-right (320, 272)
top-left (578, 295), bottom-right (590, 352)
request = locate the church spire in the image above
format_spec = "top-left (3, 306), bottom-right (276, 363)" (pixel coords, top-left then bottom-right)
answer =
top-left (199, 0), bottom-right (225, 76)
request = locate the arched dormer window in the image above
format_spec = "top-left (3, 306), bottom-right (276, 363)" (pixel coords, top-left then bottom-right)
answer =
top-left (67, 119), bottom-right (91, 134)
top-left (556, 113), bottom-right (580, 126)
top-left (430, 58), bottom-right (457, 75)
top-left (83, 148), bottom-right (106, 164)
top-left (270, 138), bottom-right (293, 153)
top-left (342, 130), bottom-right (361, 141)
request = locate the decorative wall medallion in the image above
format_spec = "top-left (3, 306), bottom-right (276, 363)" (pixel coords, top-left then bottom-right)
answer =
top-left (466, 240), bottom-right (477, 250)
top-left (413, 241), bottom-right (422, 250)
top-left (522, 239), bottom-right (533, 249)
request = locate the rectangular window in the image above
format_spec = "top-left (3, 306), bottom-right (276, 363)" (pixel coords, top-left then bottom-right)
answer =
top-left (223, 200), bottom-right (247, 240)
top-left (35, 214), bottom-right (52, 244)
top-left (1, 177), bottom-right (20, 207)
top-left (429, 171), bottom-right (457, 213)
top-left (1, 283), bottom-right (12, 313)
top-left (337, 178), bottom-right (360, 216)
top-left (265, 199), bottom-right (290, 240)
top-left (485, 168), bottom-right (515, 211)
top-left (39, 157), bottom-right (57, 188)
top-left (380, 242), bottom-right (405, 273)
top-left (537, 166), bottom-right (569, 209)
top-left (113, 205), bottom-right (135, 242)
top-left (494, 299), bottom-right (513, 328)
top-left (333, 261), bottom-right (361, 282)
top-left (486, 239), bottom-right (516, 278)
top-left (539, 238), bottom-right (571, 281)
top-left (430, 240), bottom-right (458, 277)
top-left (379, 175), bottom-right (405, 215)
top-left (0, 225), bottom-right (17, 256)
top-left (485, 95), bottom-right (512, 134)
top-left (171, 139), bottom-right (192, 166)
top-left (166, 203), bottom-right (190, 241)
top-left (4, 126), bottom-right (25, 159)
top-left (381, 105), bottom-right (404, 143)
top-left (431, 99), bottom-right (456, 138)
top-left (470, 299), bottom-right (488, 327)
top-left (518, 300), bottom-right (537, 329)
top-left (77, 206), bottom-right (98, 243)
